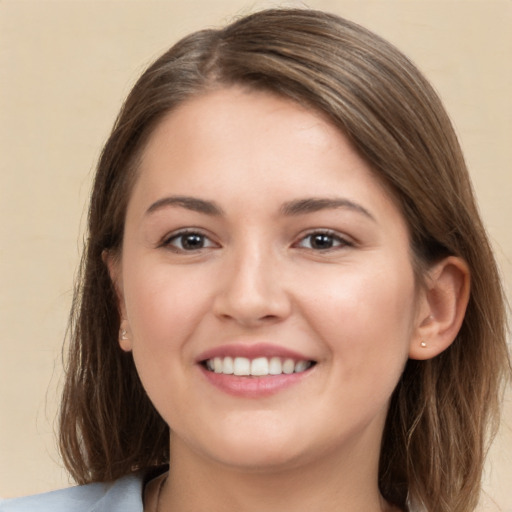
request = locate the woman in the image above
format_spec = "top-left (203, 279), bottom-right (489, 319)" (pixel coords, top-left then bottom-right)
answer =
top-left (2, 8), bottom-right (508, 512)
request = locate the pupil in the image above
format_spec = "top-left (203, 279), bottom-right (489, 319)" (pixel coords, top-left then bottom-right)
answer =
top-left (183, 234), bottom-right (204, 249)
top-left (312, 234), bottom-right (333, 249)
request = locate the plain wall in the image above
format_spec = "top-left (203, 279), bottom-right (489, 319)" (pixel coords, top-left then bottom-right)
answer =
top-left (1, 0), bottom-right (510, 509)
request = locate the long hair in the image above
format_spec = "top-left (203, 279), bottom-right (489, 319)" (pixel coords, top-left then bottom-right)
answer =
top-left (59, 9), bottom-right (509, 511)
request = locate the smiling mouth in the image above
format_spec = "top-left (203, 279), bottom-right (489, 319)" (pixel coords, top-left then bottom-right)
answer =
top-left (202, 356), bottom-right (316, 377)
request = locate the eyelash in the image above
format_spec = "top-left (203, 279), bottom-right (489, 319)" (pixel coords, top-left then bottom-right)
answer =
top-left (161, 229), bottom-right (352, 253)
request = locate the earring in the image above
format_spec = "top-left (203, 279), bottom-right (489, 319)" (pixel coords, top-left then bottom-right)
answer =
top-left (420, 341), bottom-right (427, 348)
top-left (120, 329), bottom-right (128, 340)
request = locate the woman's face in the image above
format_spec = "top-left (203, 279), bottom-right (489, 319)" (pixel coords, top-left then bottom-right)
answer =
top-left (113, 87), bottom-right (424, 472)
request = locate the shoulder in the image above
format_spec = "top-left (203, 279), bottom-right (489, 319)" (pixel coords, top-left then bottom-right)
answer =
top-left (0, 473), bottom-right (144, 512)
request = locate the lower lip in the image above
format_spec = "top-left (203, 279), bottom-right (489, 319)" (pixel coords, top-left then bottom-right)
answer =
top-left (199, 365), bottom-right (312, 397)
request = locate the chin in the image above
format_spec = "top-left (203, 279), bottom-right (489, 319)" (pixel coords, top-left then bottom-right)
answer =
top-left (210, 442), bottom-right (306, 473)
top-left (190, 420), bottom-right (311, 472)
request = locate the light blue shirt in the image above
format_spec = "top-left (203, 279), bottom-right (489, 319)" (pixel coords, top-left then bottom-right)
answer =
top-left (0, 473), bottom-right (144, 512)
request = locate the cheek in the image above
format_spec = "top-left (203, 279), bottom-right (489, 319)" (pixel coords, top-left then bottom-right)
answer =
top-left (121, 260), bottom-right (213, 383)
top-left (298, 258), bottom-right (417, 379)
top-left (121, 264), bottom-right (213, 427)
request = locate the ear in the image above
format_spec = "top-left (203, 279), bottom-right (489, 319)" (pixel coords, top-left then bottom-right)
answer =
top-left (409, 256), bottom-right (470, 360)
top-left (102, 249), bottom-right (132, 352)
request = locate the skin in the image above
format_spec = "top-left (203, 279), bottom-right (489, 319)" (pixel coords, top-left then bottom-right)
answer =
top-left (108, 87), bottom-right (469, 512)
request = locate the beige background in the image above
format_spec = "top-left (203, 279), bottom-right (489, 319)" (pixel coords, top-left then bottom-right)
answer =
top-left (1, 0), bottom-right (511, 509)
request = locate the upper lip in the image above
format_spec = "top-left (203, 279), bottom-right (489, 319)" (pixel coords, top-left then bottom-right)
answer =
top-left (196, 343), bottom-right (314, 363)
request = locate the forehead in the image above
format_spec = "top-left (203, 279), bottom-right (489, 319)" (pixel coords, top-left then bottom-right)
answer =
top-left (130, 86), bottom-right (402, 222)
top-left (142, 86), bottom-right (341, 163)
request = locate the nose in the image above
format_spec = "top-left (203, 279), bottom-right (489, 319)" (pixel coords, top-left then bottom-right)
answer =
top-left (212, 245), bottom-right (292, 327)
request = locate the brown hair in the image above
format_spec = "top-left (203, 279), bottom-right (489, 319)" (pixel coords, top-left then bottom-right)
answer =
top-left (59, 9), bottom-right (509, 512)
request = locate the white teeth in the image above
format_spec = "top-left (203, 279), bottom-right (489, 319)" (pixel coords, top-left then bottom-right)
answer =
top-left (214, 356), bottom-right (234, 374)
top-left (250, 357), bottom-right (269, 376)
top-left (213, 357), bottom-right (223, 373)
top-left (269, 357), bottom-right (282, 375)
top-left (294, 360), bottom-right (309, 373)
top-left (233, 357), bottom-right (251, 376)
top-left (282, 358), bottom-right (295, 374)
top-left (205, 356), bottom-right (312, 376)
top-left (223, 356), bottom-right (234, 375)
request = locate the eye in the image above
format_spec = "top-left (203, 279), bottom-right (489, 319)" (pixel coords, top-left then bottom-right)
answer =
top-left (296, 231), bottom-right (351, 250)
top-left (163, 230), bottom-right (217, 252)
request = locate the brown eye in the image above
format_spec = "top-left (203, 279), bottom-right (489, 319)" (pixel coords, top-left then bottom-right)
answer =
top-left (164, 231), bottom-right (216, 251)
top-left (297, 231), bottom-right (350, 250)
top-left (310, 233), bottom-right (335, 249)
top-left (181, 234), bottom-right (206, 250)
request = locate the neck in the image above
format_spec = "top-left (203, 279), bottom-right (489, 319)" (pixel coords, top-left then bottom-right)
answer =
top-left (158, 431), bottom-right (394, 512)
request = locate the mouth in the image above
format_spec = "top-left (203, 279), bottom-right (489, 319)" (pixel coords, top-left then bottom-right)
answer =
top-left (196, 343), bottom-right (317, 396)
top-left (201, 356), bottom-right (316, 377)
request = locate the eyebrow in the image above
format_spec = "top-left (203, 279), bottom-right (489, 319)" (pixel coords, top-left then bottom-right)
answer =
top-left (146, 196), bottom-right (224, 216)
top-left (280, 197), bottom-right (376, 221)
top-left (145, 195), bottom-right (375, 221)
